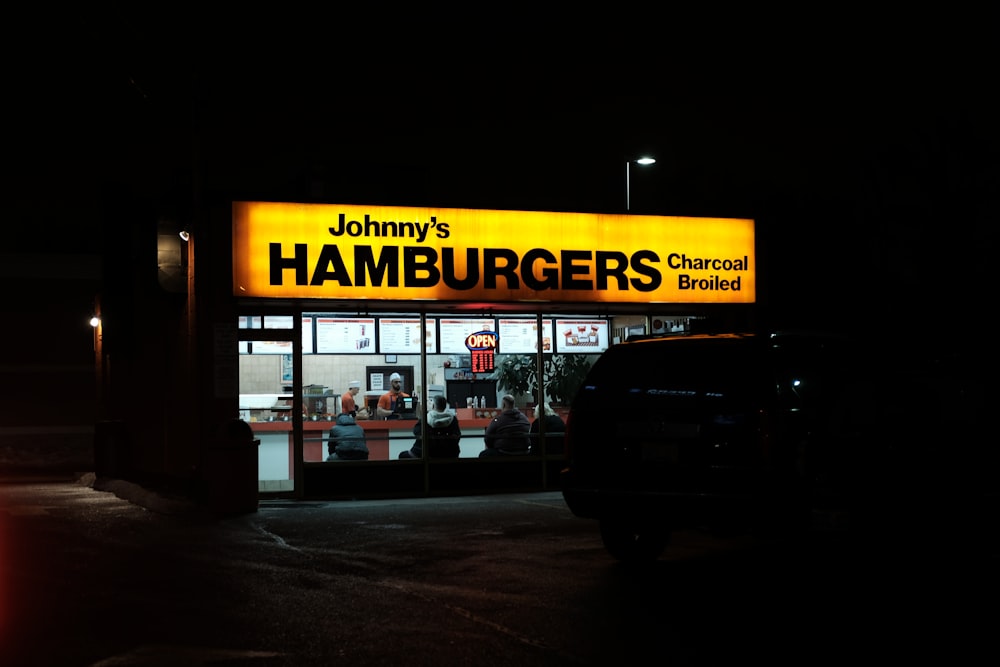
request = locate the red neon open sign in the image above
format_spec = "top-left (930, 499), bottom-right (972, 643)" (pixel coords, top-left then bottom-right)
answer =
top-left (465, 331), bottom-right (498, 351)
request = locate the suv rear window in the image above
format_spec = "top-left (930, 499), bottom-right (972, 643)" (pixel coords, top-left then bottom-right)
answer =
top-left (581, 336), bottom-right (766, 402)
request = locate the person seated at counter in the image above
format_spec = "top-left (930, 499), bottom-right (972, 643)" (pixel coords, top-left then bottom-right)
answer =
top-left (376, 372), bottom-right (409, 419)
top-left (399, 395), bottom-right (461, 459)
top-left (327, 412), bottom-right (368, 460)
top-left (529, 402), bottom-right (566, 455)
top-left (479, 394), bottom-right (530, 456)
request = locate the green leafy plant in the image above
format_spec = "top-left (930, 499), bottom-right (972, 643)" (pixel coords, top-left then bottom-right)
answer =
top-left (494, 354), bottom-right (538, 399)
top-left (542, 354), bottom-right (594, 405)
top-left (494, 353), bottom-right (594, 406)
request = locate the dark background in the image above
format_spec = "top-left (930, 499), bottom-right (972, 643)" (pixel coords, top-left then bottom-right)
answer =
top-left (11, 11), bottom-right (997, 320)
top-left (6, 10), bottom-right (997, 373)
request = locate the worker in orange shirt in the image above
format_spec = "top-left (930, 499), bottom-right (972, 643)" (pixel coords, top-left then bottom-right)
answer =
top-left (376, 373), bottom-right (409, 419)
top-left (341, 380), bottom-right (361, 416)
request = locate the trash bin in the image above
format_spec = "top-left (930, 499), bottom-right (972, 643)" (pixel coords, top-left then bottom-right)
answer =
top-left (205, 419), bottom-right (260, 515)
top-left (94, 420), bottom-right (129, 479)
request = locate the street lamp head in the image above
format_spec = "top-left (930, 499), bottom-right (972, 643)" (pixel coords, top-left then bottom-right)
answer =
top-left (626, 156), bottom-right (657, 212)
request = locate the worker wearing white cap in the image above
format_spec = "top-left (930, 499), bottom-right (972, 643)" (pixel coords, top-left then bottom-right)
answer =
top-left (341, 380), bottom-right (361, 416)
top-left (377, 372), bottom-right (409, 419)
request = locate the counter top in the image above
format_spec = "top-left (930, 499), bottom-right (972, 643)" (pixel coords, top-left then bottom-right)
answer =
top-left (249, 416), bottom-right (501, 431)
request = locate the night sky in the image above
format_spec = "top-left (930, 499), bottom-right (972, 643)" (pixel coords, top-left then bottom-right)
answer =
top-left (9, 12), bottom-right (998, 334)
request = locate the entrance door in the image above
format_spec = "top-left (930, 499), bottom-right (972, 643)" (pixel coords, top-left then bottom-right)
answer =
top-left (238, 313), bottom-right (301, 496)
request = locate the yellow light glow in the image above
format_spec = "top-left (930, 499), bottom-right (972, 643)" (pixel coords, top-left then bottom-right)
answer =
top-left (232, 202), bottom-right (755, 305)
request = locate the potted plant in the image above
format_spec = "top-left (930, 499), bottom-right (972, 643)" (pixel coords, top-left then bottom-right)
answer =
top-left (542, 354), bottom-right (594, 406)
top-left (494, 354), bottom-right (538, 405)
top-left (494, 353), bottom-right (594, 408)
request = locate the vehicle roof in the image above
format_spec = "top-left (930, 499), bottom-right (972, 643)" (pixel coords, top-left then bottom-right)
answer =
top-left (622, 330), bottom-right (851, 345)
top-left (622, 331), bottom-right (758, 344)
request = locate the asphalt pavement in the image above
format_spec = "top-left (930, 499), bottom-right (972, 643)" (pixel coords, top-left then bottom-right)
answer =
top-left (2, 473), bottom-right (998, 666)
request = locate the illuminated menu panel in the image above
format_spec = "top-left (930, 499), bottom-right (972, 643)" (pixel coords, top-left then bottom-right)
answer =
top-left (302, 317), bottom-right (313, 354)
top-left (264, 315), bottom-right (294, 329)
top-left (237, 316), bottom-right (312, 354)
top-left (438, 318), bottom-right (495, 355)
top-left (250, 340), bottom-right (293, 355)
top-left (378, 318), bottom-right (437, 354)
top-left (315, 317), bottom-right (376, 353)
top-left (554, 319), bottom-right (609, 353)
top-left (497, 318), bottom-right (554, 354)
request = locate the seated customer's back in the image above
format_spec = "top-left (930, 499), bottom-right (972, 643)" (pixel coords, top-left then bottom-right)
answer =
top-left (480, 394), bottom-right (530, 456)
top-left (400, 395), bottom-right (461, 459)
top-left (328, 412), bottom-right (368, 460)
top-left (529, 403), bottom-right (566, 455)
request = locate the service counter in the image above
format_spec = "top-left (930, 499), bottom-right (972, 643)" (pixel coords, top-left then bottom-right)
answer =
top-left (250, 413), bottom-right (500, 463)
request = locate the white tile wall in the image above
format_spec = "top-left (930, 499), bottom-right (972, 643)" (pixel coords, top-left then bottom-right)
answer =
top-left (239, 353), bottom-right (445, 396)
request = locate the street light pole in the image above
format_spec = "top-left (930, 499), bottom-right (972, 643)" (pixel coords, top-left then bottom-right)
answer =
top-left (625, 157), bottom-right (656, 212)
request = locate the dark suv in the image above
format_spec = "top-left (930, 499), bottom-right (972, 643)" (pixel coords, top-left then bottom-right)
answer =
top-left (560, 331), bottom-right (895, 562)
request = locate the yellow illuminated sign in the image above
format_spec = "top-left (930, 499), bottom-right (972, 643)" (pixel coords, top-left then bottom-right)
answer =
top-left (232, 202), bottom-right (755, 304)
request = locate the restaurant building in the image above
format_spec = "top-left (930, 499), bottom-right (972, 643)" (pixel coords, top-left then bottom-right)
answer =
top-left (95, 199), bottom-right (757, 507)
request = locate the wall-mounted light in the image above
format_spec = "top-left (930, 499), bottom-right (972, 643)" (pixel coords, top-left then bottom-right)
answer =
top-left (159, 221), bottom-right (189, 293)
top-left (90, 316), bottom-right (100, 328)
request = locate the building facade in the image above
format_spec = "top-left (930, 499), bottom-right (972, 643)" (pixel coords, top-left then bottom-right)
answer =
top-left (94, 198), bottom-right (758, 504)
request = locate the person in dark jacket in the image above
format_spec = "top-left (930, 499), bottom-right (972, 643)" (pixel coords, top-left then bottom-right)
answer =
top-left (399, 395), bottom-right (461, 459)
top-left (327, 412), bottom-right (368, 460)
top-left (528, 402), bottom-right (566, 455)
top-left (479, 394), bottom-right (530, 456)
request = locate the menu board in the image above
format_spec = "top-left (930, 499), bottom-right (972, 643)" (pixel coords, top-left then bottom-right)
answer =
top-left (438, 318), bottom-right (495, 354)
top-left (250, 340), bottom-right (293, 355)
top-left (497, 318), bottom-right (554, 354)
top-left (237, 316), bottom-right (312, 354)
top-left (378, 318), bottom-right (437, 354)
top-left (263, 315), bottom-right (294, 329)
top-left (301, 317), bottom-right (313, 354)
top-left (554, 319), bottom-right (609, 353)
top-left (315, 317), bottom-right (376, 353)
